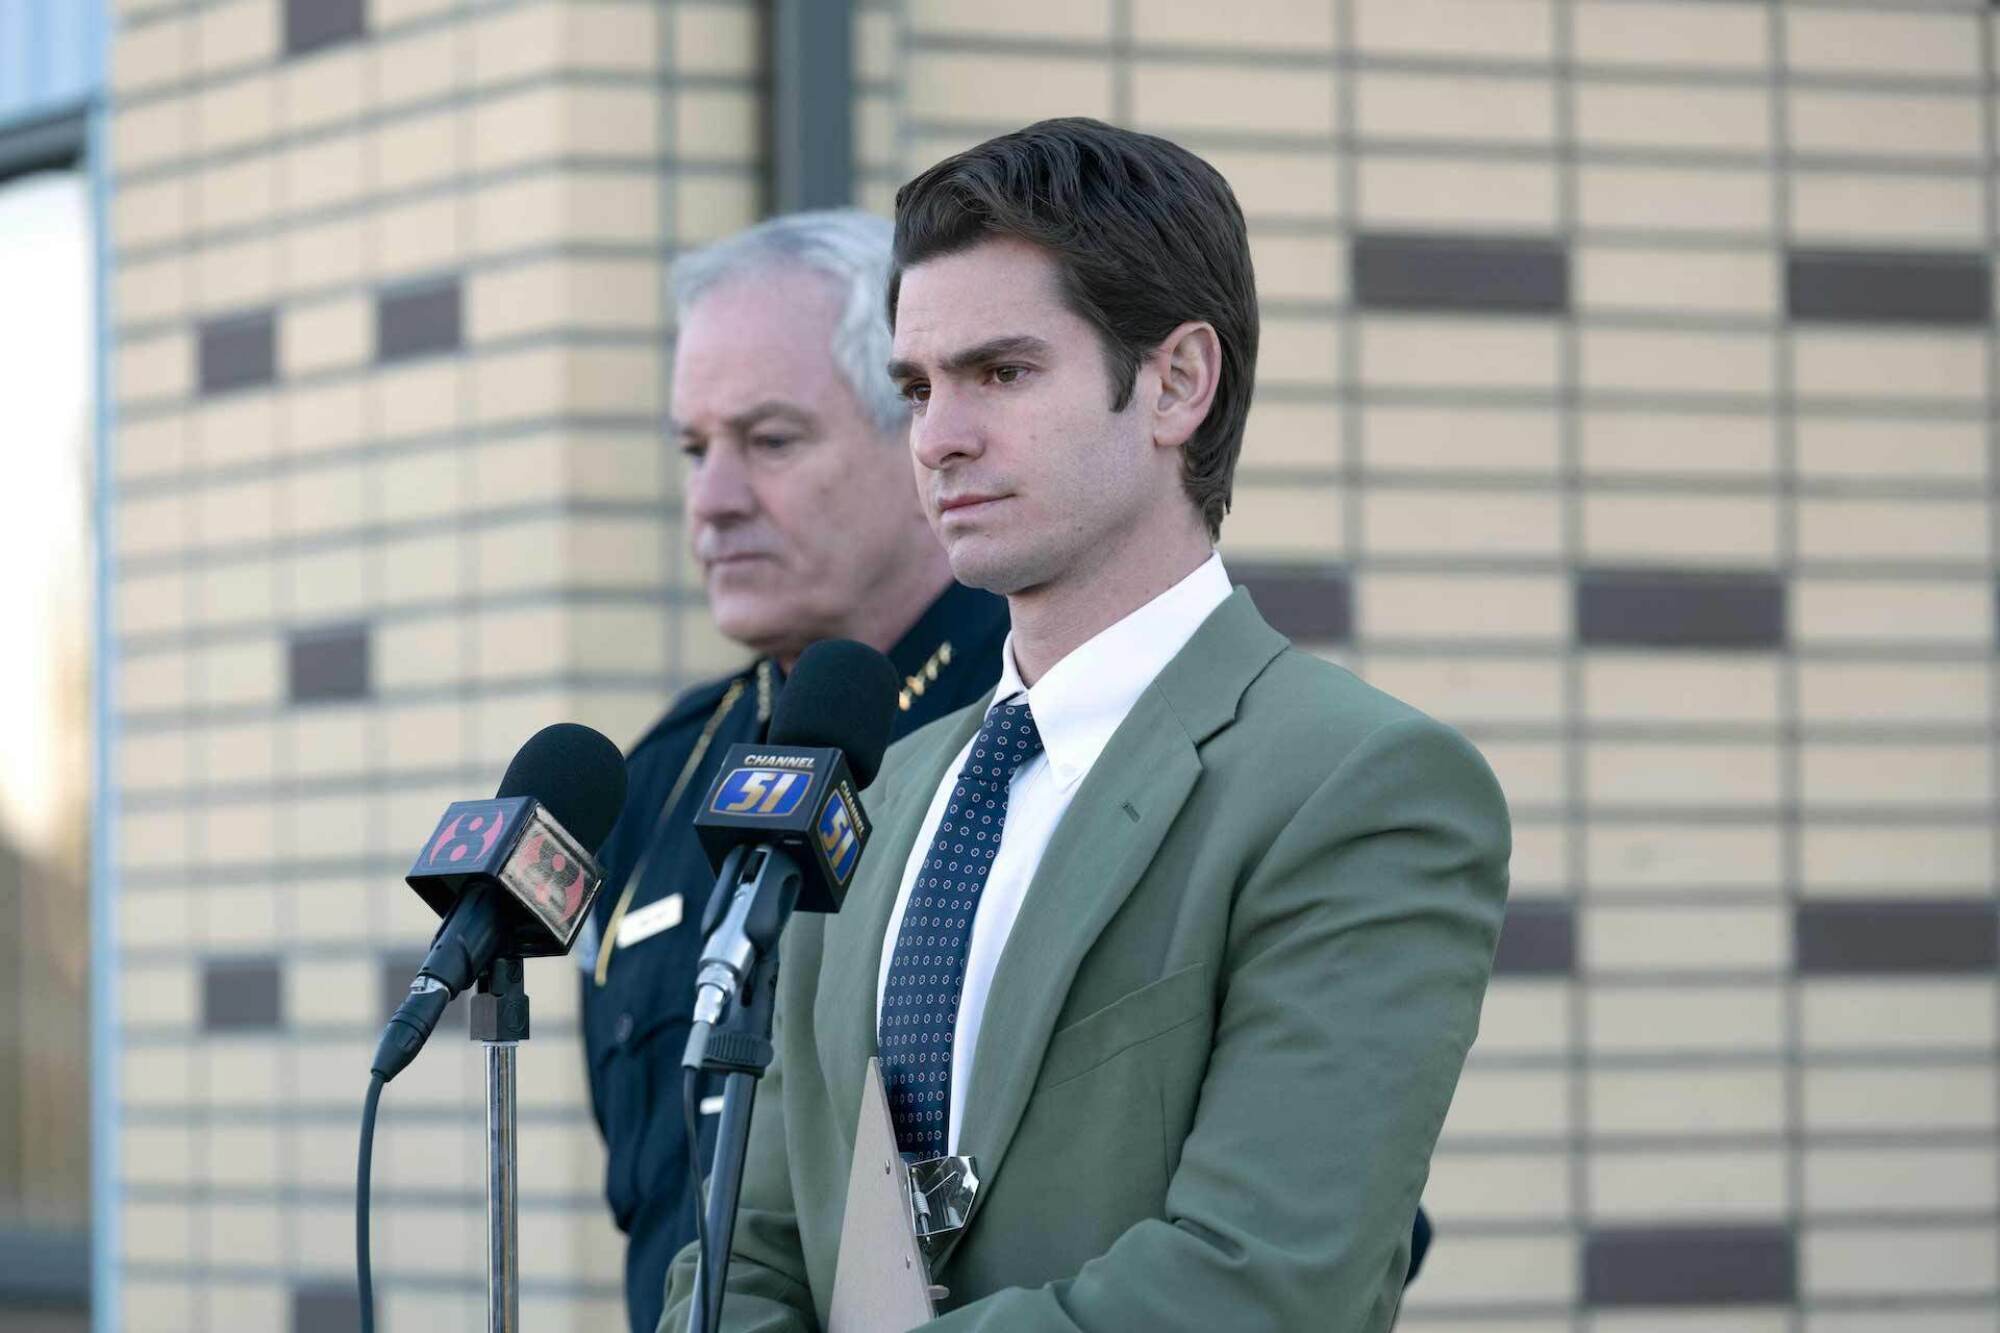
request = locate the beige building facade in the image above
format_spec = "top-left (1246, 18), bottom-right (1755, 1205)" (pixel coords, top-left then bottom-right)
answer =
top-left (100, 0), bottom-right (1997, 1329)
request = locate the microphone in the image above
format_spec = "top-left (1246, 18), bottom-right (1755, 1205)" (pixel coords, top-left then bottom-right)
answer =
top-left (371, 723), bottom-right (628, 1082)
top-left (685, 640), bottom-right (897, 1051)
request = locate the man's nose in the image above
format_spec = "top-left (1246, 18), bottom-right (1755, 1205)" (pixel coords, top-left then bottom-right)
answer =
top-left (685, 441), bottom-right (756, 524)
top-left (910, 385), bottom-right (983, 473)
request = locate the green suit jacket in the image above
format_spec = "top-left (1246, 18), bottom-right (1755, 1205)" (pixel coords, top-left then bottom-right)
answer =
top-left (661, 589), bottom-right (1511, 1331)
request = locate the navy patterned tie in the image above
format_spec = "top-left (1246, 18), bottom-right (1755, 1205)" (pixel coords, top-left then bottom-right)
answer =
top-left (878, 698), bottom-right (1043, 1160)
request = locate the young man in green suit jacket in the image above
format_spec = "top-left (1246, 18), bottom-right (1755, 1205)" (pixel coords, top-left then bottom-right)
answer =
top-left (662, 118), bottom-right (1510, 1332)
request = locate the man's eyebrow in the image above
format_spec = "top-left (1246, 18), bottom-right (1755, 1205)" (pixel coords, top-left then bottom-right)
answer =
top-left (886, 334), bottom-right (1053, 384)
top-left (668, 401), bottom-right (816, 434)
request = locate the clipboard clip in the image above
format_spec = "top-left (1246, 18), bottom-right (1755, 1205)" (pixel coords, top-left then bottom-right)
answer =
top-left (905, 1153), bottom-right (980, 1256)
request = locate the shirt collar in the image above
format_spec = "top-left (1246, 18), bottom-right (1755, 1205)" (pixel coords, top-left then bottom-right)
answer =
top-left (990, 552), bottom-right (1232, 790)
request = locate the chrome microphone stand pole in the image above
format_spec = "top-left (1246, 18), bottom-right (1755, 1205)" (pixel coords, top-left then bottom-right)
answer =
top-left (471, 957), bottom-right (530, 1333)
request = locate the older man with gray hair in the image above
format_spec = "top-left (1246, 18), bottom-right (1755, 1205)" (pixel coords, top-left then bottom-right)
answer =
top-left (578, 209), bottom-right (1008, 1333)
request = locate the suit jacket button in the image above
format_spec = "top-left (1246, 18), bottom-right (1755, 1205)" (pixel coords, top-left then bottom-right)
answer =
top-left (615, 1012), bottom-right (635, 1045)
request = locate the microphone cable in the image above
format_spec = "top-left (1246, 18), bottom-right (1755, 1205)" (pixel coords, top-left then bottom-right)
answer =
top-left (356, 1071), bottom-right (385, 1333)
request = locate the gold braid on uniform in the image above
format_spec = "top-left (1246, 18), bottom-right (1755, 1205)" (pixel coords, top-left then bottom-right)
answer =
top-left (592, 661), bottom-right (776, 987)
top-left (897, 640), bottom-right (954, 712)
top-left (594, 676), bottom-right (746, 987)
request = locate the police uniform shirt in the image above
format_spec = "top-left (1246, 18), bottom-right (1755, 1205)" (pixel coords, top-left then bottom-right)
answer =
top-left (579, 580), bottom-right (1007, 1333)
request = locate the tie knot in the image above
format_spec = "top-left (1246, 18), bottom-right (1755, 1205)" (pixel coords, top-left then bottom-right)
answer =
top-left (961, 699), bottom-right (1042, 789)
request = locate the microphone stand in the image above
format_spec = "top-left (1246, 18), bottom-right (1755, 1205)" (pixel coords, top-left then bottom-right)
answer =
top-left (470, 956), bottom-right (530, 1333)
top-left (686, 849), bottom-right (799, 1333)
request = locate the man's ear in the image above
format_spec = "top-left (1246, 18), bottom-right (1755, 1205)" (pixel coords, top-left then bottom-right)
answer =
top-left (1149, 321), bottom-right (1222, 452)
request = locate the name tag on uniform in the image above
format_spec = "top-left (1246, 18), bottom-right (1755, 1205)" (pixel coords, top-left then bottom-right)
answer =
top-left (616, 893), bottom-right (683, 949)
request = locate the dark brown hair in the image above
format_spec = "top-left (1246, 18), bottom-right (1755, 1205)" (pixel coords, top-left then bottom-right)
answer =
top-left (889, 118), bottom-right (1259, 539)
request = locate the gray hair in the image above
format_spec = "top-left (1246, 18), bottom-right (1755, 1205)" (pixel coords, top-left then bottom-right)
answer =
top-left (671, 208), bottom-right (905, 435)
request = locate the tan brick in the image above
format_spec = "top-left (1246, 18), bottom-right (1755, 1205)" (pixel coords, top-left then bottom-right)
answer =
top-left (1366, 488), bottom-right (1563, 558)
top-left (113, 177), bottom-right (189, 250)
top-left (570, 85), bottom-right (662, 157)
top-left (1255, 317), bottom-right (1338, 387)
top-left (1803, 981), bottom-right (1996, 1053)
top-left (1584, 328), bottom-right (1774, 397)
top-left (194, 152), bottom-right (278, 232)
top-left (1357, 573), bottom-right (1567, 641)
top-left (470, 2), bottom-right (568, 83)
top-left (1587, 902), bottom-right (1787, 971)
top-left (1798, 662), bottom-right (1991, 727)
top-left (1805, 1067), bottom-right (1995, 1134)
top-left (1203, 148), bottom-right (1338, 220)
top-left (1591, 1150), bottom-right (1787, 1222)
top-left (281, 212), bottom-right (367, 288)
top-left (1133, 64), bottom-right (1337, 137)
top-left (1361, 318), bottom-right (1560, 390)
top-left (1589, 984), bottom-right (1785, 1052)
top-left (286, 379), bottom-right (367, 455)
top-left (1791, 173), bottom-right (1984, 246)
top-left (194, 71), bottom-right (278, 156)
top-left (1582, 493), bottom-right (1778, 565)
top-left (1582, 411), bottom-right (1774, 477)
top-left (286, 458), bottom-right (368, 538)
top-left (918, 0), bottom-right (1113, 40)
top-left (677, 3), bottom-right (761, 77)
top-left (1790, 90), bottom-right (1983, 160)
top-left (113, 96), bottom-right (191, 172)
top-left (1578, 165), bottom-right (1770, 234)
top-left (290, 547), bottom-right (370, 619)
top-left (375, 21), bottom-right (464, 109)
top-left (374, 106), bottom-right (466, 194)
top-left (1785, 8), bottom-right (1979, 78)
top-left (1355, 0), bottom-right (1553, 59)
top-left (1356, 72), bottom-right (1554, 144)
top-left (1576, 246), bottom-right (1777, 317)
top-left (113, 15), bottom-right (191, 95)
top-left (372, 194), bottom-right (467, 281)
top-left (1362, 656), bottom-right (1564, 725)
top-left (282, 294), bottom-right (371, 377)
top-left (196, 0), bottom-right (278, 73)
top-left (376, 359), bottom-right (466, 439)
top-left (193, 389), bottom-right (280, 469)
top-left (1806, 1147), bottom-right (2000, 1216)
top-left (1792, 330), bottom-right (1985, 402)
top-left (281, 44), bottom-right (368, 134)
top-left (1576, 83), bottom-right (1769, 152)
top-left (1802, 742), bottom-right (1991, 809)
top-left (117, 329), bottom-right (194, 403)
top-left (907, 53), bottom-right (1113, 124)
top-left (674, 87), bottom-right (759, 160)
top-left (1583, 656), bottom-right (1781, 724)
top-left (116, 252), bottom-right (190, 325)
top-left (1587, 742), bottom-right (1781, 807)
top-left (1359, 156), bottom-right (1558, 231)
top-left (1222, 484), bottom-right (1342, 557)
top-left (1799, 498), bottom-right (1988, 564)
top-left (1573, 0), bottom-right (1767, 68)
top-left (568, 1), bottom-right (664, 73)
top-left (1241, 400), bottom-right (1341, 472)
top-left (1797, 417), bottom-right (1986, 482)
top-left (1364, 404), bottom-right (1559, 475)
top-left (193, 234), bottom-right (279, 315)
top-left (1794, 578), bottom-right (1992, 645)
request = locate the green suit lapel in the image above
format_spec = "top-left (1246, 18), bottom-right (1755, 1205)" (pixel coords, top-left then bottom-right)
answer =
top-left (937, 589), bottom-right (1288, 1265)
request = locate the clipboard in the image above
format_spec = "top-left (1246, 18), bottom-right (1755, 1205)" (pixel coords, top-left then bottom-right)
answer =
top-left (828, 1058), bottom-right (938, 1333)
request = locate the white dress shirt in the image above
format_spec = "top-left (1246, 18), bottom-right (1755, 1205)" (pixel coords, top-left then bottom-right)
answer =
top-left (875, 552), bottom-right (1233, 1152)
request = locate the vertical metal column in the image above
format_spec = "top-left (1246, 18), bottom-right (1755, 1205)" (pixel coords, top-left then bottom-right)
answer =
top-left (484, 1042), bottom-right (519, 1333)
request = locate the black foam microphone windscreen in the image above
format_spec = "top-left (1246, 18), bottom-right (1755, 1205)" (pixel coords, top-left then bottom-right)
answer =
top-left (767, 639), bottom-right (899, 786)
top-left (496, 722), bottom-right (628, 853)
